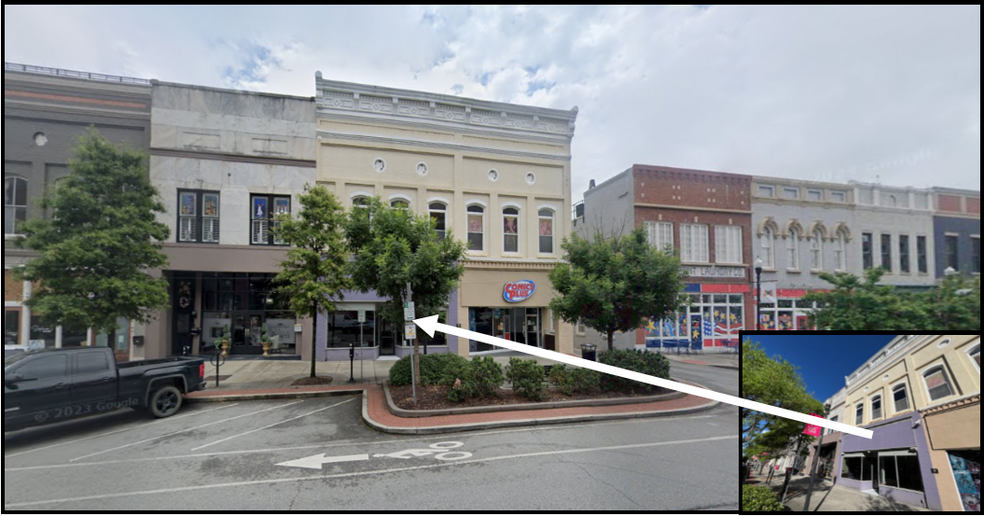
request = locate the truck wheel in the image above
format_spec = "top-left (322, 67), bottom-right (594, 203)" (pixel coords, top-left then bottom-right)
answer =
top-left (149, 386), bottom-right (183, 418)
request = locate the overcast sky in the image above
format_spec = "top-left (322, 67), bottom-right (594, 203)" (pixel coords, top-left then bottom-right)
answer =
top-left (4, 5), bottom-right (979, 200)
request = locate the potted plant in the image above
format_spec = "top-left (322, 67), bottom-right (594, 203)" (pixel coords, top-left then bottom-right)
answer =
top-left (215, 325), bottom-right (231, 358)
top-left (260, 324), bottom-right (272, 356)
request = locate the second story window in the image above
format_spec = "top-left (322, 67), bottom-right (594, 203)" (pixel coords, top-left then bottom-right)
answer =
top-left (503, 207), bottom-right (519, 253)
top-left (251, 195), bottom-right (290, 246)
top-left (786, 228), bottom-right (800, 270)
top-left (4, 176), bottom-right (28, 236)
top-left (870, 394), bottom-right (882, 420)
top-left (923, 366), bottom-right (954, 402)
top-left (944, 235), bottom-right (959, 271)
top-left (680, 223), bottom-right (709, 263)
top-left (916, 236), bottom-right (928, 273)
top-left (892, 383), bottom-right (909, 413)
top-left (972, 236), bottom-right (980, 274)
top-left (881, 234), bottom-right (892, 272)
top-left (714, 225), bottom-right (742, 265)
top-left (761, 226), bottom-right (776, 269)
top-left (835, 230), bottom-right (847, 271)
top-left (855, 403), bottom-right (864, 425)
top-left (899, 235), bottom-right (910, 273)
top-left (429, 202), bottom-right (447, 241)
top-left (538, 209), bottom-right (555, 254)
top-left (467, 205), bottom-right (485, 252)
top-left (862, 233), bottom-right (873, 270)
top-left (645, 221), bottom-right (673, 253)
top-left (810, 229), bottom-right (823, 270)
top-left (391, 198), bottom-right (410, 210)
top-left (178, 190), bottom-right (220, 244)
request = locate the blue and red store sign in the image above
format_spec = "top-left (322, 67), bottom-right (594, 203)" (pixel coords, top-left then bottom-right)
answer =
top-left (503, 280), bottom-right (536, 303)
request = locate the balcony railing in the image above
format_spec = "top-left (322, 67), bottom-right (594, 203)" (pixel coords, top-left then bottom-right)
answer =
top-left (5, 62), bottom-right (151, 86)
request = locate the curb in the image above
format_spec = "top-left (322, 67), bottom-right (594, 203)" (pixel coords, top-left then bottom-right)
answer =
top-left (184, 388), bottom-right (366, 403)
top-left (383, 382), bottom-right (688, 418)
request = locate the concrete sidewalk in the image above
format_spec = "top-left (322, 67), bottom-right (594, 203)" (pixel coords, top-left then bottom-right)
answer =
top-left (663, 351), bottom-right (739, 370)
top-left (774, 476), bottom-right (929, 512)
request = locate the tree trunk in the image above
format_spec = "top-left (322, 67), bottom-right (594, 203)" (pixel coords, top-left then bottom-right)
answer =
top-left (311, 306), bottom-right (318, 378)
top-left (413, 337), bottom-right (421, 394)
top-left (607, 331), bottom-right (615, 352)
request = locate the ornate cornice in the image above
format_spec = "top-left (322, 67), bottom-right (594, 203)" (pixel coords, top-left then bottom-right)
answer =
top-left (919, 394), bottom-right (981, 417)
top-left (316, 75), bottom-right (577, 140)
top-left (150, 147), bottom-right (316, 168)
top-left (318, 130), bottom-right (571, 163)
top-left (463, 259), bottom-right (561, 271)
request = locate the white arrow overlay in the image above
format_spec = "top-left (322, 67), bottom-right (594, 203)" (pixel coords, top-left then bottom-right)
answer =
top-left (276, 454), bottom-right (370, 470)
top-left (414, 315), bottom-right (872, 439)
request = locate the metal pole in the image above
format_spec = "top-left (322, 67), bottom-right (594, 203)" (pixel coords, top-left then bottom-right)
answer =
top-left (803, 404), bottom-right (830, 512)
top-left (755, 267), bottom-right (763, 330)
top-left (408, 282), bottom-right (416, 405)
top-left (360, 320), bottom-right (364, 382)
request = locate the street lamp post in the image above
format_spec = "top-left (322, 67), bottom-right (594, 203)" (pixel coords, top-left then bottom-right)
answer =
top-left (755, 257), bottom-right (764, 330)
top-left (803, 402), bottom-right (831, 512)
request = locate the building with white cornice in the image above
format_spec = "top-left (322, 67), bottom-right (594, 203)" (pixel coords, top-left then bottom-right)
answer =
top-left (314, 72), bottom-right (578, 360)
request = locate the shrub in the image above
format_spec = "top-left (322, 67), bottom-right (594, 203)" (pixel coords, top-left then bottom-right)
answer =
top-left (549, 366), bottom-right (575, 395)
top-left (569, 367), bottom-right (601, 394)
top-left (469, 356), bottom-right (505, 398)
top-left (741, 485), bottom-right (783, 512)
top-left (597, 349), bottom-right (670, 394)
top-left (505, 357), bottom-right (546, 401)
top-left (389, 353), bottom-right (471, 387)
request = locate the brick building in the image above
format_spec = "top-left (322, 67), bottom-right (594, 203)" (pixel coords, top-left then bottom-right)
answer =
top-left (575, 164), bottom-right (752, 353)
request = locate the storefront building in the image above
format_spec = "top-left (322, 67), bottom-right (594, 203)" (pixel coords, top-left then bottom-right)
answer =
top-left (915, 335), bottom-right (980, 512)
top-left (930, 188), bottom-right (981, 279)
top-left (804, 387), bottom-right (846, 482)
top-left (143, 82), bottom-right (317, 360)
top-left (751, 176), bottom-right (857, 329)
top-left (576, 165), bottom-right (752, 353)
top-left (4, 62), bottom-right (152, 362)
top-left (314, 73), bottom-right (578, 359)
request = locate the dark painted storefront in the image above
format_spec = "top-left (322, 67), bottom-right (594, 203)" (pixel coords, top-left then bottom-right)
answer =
top-left (933, 216), bottom-right (981, 278)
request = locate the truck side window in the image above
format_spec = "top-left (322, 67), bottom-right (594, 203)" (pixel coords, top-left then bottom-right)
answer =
top-left (77, 352), bottom-right (111, 374)
top-left (18, 355), bottom-right (69, 380)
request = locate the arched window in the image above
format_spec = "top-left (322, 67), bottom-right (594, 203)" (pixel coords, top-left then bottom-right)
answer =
top-left (352, 196), bottom-right (370, 209)
top-left (761, 227), bottom-right (775, 268)
top-left (503, 207), bottom-right (519, 253)
top-left (922, 365), bottom-right (954, 401)
top-left (429, 202), bottom-right (447, 241)
top-left (870, 394), bottom-right (882, 420)
top-left (4, 176), bottom-right (28, 236)
top-left (811, 229), bottom-right (823, 270)
top-left (855, 403), bottom-right (864, 425)
top-left (390, 197), bottom-right (410, 210)
top-left (467, 205), bottom-right (485, 252)
top-left (892, 383), bottom-right (909, 413)
top-left (786, 228), bottom-right (800, 270)
top-left (834, 230), bottom-right (848, 271)
top-left (538, 209), bottom-right (555, 254)
top-left (970, 344), bottom-right (980, 372)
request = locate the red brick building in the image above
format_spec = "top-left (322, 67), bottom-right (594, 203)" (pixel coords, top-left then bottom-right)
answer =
top-left (577, 164), bottom-right (753, 353)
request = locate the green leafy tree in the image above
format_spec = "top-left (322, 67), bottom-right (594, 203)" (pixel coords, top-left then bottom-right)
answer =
top-left (803, 268), bottom-right (930, 330)
top-left (549, 227), bottom-right (688, 351)
top-left (921, 273), bottom-right (980, 330)
top-left (344, 197), bottom-right (467, 388)
top-left (12, 127), bottom-right (170, 335)
top-left (270, 185), bottom-right (353, 378)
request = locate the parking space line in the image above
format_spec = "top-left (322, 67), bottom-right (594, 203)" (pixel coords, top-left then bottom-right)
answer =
top-left (3, 435), bottom-right (736, 508)
top-left (4, 413), bottom-right (723, 473)
top-left (67, 401), bottom-right (304, 463)
top-left (3, 403), bottom-right (242, 460)
top-left (190, 398), bottom-right (356, 452)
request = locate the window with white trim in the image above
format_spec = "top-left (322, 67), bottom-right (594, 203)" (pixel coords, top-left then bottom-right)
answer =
top-left (761, 227), bottom-right (776, 268)
top-left (503, 207), bottom-right (519, 253)
top-left (834, 230), bottom-right (847, 271)
top-left (782, 187), bottom-right (800, 200)
top-left (892, 383), bottom-right (909, 413)
top-left (4, 176), bottom-right (28, 236)
top-left (757, 185), bottom-right (775, 198)
top-left (830, 191), bottom-right (847, 203)
top-left (576, 319), bottom-right (586, 335)
top-left (467, 205), bottom-right (485, 252)
top-left (390, 198), bottom-right (410, 210)
top-left (787, 228), bottom-right (800, 270)
top-left (177, 190), bottom-right (220, 244)
top-left (429, 202), bottom-right (447, 241)
top-left (714, 225), bottom-right (742, 264)
top-left (251, 194), bottom-right (290, 246)
top-left (811, 229), bottom-right (823, 270)
top-left (680, 224), bottom-right (709, 263)
top-left (855, 403), bottom-right (864, 425)
top-left (807, 189), bottom-right (823, 201)
top-left (968, 344), bottom-right (980, 372)
top-left (870, 394), bottom-right (882, 420)
top-left (922, 365), bottom-right (954, 401)
top-left (645, 221), bottom-right (673, 253)
top-left (538, 209), bottom-right (555, 254)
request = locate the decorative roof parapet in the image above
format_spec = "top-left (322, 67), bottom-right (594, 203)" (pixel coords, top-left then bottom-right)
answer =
top-left (315, 72), bottom-right (578, 140)
top-left (844, 335), bottom-right (927, 388)
top-left (5, 62), bottom-right (151, 86)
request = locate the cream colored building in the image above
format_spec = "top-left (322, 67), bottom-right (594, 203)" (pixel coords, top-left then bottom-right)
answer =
top-left (314, 73), bottom-right (578, 359)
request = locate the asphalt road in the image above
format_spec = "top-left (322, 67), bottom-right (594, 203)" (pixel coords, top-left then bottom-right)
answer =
top-left (4, 365), bottom-right (738, 511)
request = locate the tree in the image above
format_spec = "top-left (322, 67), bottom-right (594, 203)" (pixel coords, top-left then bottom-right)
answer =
top-left (804, 268), bottom-right (978, 330)
top-left (270, 185), bottom-right (353, 378)
top-left (12, 127), bottom-right (170, 336)
top-left (344, 197), bottom-right (467, 388)
top-left (741, 340), bottom-right (824, 455)
top-left (548, 227), bottom-right (688, 351)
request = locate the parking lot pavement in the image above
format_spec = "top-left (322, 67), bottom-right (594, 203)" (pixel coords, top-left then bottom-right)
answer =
top-left (4, 396), bottom-right (739, 511)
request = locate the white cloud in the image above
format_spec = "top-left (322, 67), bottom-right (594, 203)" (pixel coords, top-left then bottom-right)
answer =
top-left (4, 5), bottom-right (979, 197)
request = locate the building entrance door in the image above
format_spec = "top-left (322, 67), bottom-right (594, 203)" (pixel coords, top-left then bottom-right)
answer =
top-left (525, 308), bottom-right (540, 348)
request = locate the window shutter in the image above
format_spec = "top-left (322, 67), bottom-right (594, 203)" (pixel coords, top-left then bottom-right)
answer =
top-left (202, 218), bottom-right (220, 243)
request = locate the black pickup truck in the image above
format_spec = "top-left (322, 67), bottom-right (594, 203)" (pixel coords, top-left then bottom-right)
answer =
top-left (4, 347), bottom-right (206, 432)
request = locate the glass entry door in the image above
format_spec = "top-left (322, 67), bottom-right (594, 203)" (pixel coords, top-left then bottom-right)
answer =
top-left (525, 308), bottom-right (540, 348)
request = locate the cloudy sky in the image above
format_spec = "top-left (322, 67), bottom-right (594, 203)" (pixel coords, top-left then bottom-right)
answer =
top-left (4, 5), bottom-right (980, 199)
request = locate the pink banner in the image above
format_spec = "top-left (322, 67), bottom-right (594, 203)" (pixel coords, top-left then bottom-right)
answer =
top-left (803, 413), bottom-right (822, 437)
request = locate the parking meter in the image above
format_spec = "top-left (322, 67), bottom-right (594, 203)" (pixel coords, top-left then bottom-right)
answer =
top-left (348, 343), bottom-right (356, 384)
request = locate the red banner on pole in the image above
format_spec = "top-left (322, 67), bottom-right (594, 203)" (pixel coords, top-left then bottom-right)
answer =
top-left (802, 413), bottom-right (822, 437)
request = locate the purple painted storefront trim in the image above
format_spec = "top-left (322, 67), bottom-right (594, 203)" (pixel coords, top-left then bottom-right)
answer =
top-left (839, 411), bottom-right (941, 510)
top-left (448, 289), bottom-right (459, 355)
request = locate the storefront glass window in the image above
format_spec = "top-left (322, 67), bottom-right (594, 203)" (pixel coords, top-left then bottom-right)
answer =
top-left (895, 454), bottom-right (923, 492)
top-left (880, 455), bottom-right (899, 487)
top-left (842, 455), bottom-right (869, 481)
top-left (94, 317), bottom-right (130, 352)
top-left (4, 309), bottom-right (20, 345)
top-left (326, 311), bottom-right (375, 348)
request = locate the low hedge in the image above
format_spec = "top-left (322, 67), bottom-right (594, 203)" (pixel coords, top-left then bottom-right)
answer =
top-left (741, 485), bottom-right (783, 512)
top-left (549, 366), bottom-right (601, 396)
top-left (597, 349), bottom-right (670, 394)
top-left (389, 353), bottom-right (472, 387)
top-left (505, 357), bottom-right (546, 401)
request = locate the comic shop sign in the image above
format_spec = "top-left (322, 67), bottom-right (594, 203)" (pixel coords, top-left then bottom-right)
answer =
top-left (503, 280), bottom-right (536, 303)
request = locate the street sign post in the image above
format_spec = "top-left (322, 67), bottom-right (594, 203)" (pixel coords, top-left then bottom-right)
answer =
top-left (403, 302), bottom-right (415, 322)
top-left (404, 323), bottom-right (417, 340)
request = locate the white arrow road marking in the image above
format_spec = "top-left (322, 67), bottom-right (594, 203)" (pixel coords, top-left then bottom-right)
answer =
top-left (276, 454), bottom-right (370, 470)
top-left (191, 398), bottom-right (356, 452)
top-left (414, 314), bottom-right (873, 439)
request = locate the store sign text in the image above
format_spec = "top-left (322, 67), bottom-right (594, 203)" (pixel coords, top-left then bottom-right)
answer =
top-left (503, 280), bottom-right (536, 303)
top-left (684, 266), bottom-right (746, 279)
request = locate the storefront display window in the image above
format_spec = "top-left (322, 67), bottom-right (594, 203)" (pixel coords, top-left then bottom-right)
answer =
top-left (468, 307), bottom-right (540, 352)
top-left (758, 299), bottom-right (814, 330)
top-left (4, 309), bottom-right (20, 345)
top-left (199, 273), bottom-right (296, 355)
top-left (645, 293), bottom-right (743, 349)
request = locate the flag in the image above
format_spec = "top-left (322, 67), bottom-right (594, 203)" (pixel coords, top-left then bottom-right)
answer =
top-left (803, 412), bottom-right (823, 437)
top-left (702, 318), bottom-right (714, 337)
top-left (761, 281), bottom-right (778, 304)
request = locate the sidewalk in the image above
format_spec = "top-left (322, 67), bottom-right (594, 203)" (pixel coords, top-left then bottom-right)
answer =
top-left (772, 476), bottom-right (929, 512)
top-left (663, 351), bottom-right (739, 370)
top-left (189, 354), bottom-right (722, 434)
